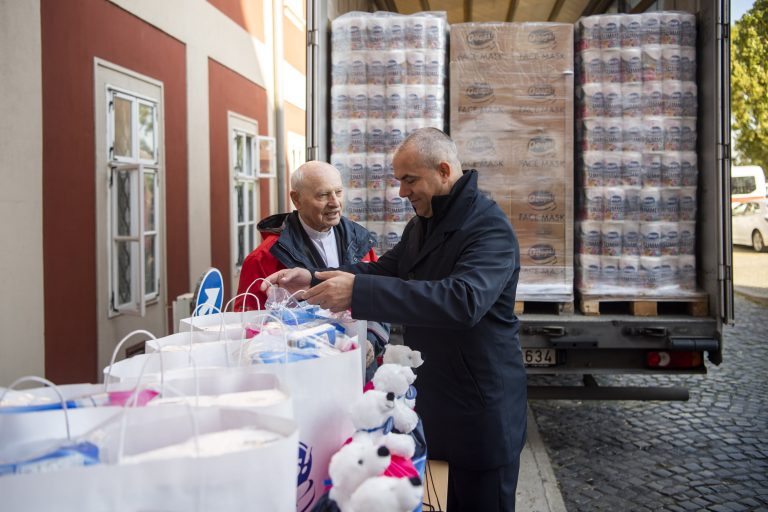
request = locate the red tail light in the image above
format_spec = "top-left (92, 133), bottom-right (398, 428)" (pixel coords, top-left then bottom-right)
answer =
top-left (646, 351), bottom-right (703, 368)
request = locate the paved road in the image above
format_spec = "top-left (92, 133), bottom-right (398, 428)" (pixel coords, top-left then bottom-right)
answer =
top-left (528, 250), bottom-right (768, 511)
top-left (732, 246), bottom-right (768, 300)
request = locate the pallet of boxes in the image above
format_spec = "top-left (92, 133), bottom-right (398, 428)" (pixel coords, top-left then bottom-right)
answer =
top-left (573, 12), bottom-right (707, 317)
top-left (450, 23), bottom-right (575, 314)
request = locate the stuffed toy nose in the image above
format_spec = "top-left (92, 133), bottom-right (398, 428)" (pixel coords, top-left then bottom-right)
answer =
top-left (377, 446), bottom-right (390, 457)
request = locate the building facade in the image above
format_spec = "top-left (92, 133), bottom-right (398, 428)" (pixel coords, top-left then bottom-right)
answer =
top-left (0, 0), bottom-right (307, 384)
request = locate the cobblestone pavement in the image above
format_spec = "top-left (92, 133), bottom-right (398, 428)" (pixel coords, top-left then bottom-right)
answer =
top-left (528, 294), bottom-right (768, 512)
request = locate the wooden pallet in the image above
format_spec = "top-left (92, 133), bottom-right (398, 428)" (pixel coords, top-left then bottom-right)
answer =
top-left (515, 300), bottom-right (575, 315)
top-left (578, 293), bottom-right (709, 317)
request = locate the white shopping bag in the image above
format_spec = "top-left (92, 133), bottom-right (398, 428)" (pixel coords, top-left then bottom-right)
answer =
top-left (0, 405), bottom-right (299, 511)
top-left (103, 327), bottom-right (363, 512)
top-left (249, 346), bottom-right (363, 512)
top-left (0, 377), bottom-right (126, 460)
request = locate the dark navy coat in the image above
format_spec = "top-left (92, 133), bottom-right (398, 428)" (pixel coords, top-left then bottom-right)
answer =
top-left (348, 171), bottom-right (527, 470)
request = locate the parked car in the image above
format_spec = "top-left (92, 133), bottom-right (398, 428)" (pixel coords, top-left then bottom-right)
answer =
top-left (732, 199), bottom-right (768, 252)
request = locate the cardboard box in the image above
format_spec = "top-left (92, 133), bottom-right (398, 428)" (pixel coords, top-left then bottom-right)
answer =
top-left (450, 67), bottom-right (572, 128)
top-left (451, 22), bottom-right (574, 71)
top-left (449, 22), bottom-right (574, 300)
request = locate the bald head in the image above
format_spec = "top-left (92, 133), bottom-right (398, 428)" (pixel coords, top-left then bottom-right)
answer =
top-left (290, 160), bottom-right (344, 232)
top-left (291, 160), bottom-right (342, 194)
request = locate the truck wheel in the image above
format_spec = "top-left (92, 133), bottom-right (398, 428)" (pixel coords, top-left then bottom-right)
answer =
top-left (752, 231), bottom-right (766, 252)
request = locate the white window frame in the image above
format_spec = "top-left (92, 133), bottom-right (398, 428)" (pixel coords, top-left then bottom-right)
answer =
top-left (228, 113), bottom-right (279, 278)
top-left (107, 86), bottom-right (161, 317)
top-left (229, 113), bottom-right (261, 275)
top-left (286, 131), bottom-right (306, 175)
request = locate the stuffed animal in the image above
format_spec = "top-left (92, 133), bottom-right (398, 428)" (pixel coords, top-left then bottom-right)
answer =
top-left (370, 364), bottom-right (419, 433)
top-left (328, 439), bottom-right (391, 511)
top-left (383, 345), bottom-right (424, 368)
top-left (350, 390), bottom-right (415, 458)
top-left (372, 364), bottom-right (415, 396)
top-left (348, 476), bottom-right (423, 512)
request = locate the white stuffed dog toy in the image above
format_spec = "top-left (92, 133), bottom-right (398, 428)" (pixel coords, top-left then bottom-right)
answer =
top-left (350, 389), bottom-right (415, 458)
top-left (383, 345), bottom-right (424, 368)
top-left (328, 439), bottom-right (391, 510)
top-left (348, 475), bottom-right (424, 512)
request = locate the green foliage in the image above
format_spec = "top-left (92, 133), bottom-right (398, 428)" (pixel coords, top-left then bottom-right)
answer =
top-left (732, 0), bottom-right (768, 175)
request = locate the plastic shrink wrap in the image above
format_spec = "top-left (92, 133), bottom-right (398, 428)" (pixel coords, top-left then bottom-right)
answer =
top-left (331, 12), bottom-right (448, 252)
top-left (450, 22), bottom-right (575, 301)
top-left (574, 12), bottom-right (699, 297)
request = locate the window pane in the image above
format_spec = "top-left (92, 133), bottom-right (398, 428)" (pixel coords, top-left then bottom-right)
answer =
top-left (139, 103), bottom-right (156, 161)
top-left (235, 134), bottom-right (244, 174)
top-left (113, 96), bottom-right (132, 158)
top-left (245, 135), bottom-right (254, 176)
top-left (144, 172), bottom-right (156, 231)
top-left (145, 235), bottom-right (157, 295)
top-left (237, 226), bottom-right (245, 267)
top-left (259, 137), bottom-right (275, 176)
top-left (248, 223), bottom-right (255, 252)
top-left (732, 176), bottom-right (756, 195)
top-left (236, 183), bottom-right (244, 223)
top-left (116, 170), bottom-right (132, 236)
top-left (116, 241), bottom-right (132, 305)
top-left (248, 182), bottom-right (255, 222)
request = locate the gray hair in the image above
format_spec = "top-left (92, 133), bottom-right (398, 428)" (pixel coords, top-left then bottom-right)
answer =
top-left (394, 127), bottom-right (462, 171)
top-left (290, 160), bottom-right (341, 193)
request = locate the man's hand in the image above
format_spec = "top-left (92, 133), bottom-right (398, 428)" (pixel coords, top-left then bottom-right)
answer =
top-left (260, 268), bottom-right (312, 297)
top-left (303, 270), bottom-right (355, 313)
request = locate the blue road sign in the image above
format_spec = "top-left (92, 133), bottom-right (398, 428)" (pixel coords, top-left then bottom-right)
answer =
top-left (193, 268), bottom-right (223, 315)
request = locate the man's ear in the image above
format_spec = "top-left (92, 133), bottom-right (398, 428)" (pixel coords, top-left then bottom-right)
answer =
top-left (437, 161), bottom-right (452, 181)
top-left (289, 190), bottom-right (300, 209)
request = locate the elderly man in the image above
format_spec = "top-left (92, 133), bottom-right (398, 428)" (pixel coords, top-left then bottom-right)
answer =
top-left (262, 129), bottom-right (527, 511)
top-left (234, 160), bottom-right (388, 377)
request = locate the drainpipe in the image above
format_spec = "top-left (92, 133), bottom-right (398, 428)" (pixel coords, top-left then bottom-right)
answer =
top-left (273, 0), bottom-right (287, 211)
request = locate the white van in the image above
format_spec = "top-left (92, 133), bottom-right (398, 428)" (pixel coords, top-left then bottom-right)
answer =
top-left (731, 165), bottom-right (767, 203)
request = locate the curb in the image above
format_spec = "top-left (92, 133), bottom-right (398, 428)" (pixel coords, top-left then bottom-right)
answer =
top-left (516, 407), bottom-right (568, 512)
top-left (734, 285), bottom-right (768, 306)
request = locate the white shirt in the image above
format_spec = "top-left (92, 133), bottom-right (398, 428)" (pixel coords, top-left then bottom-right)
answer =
top-left (298, 215), bottom-right (340, 268)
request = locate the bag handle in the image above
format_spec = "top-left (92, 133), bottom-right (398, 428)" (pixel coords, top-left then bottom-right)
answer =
top-left (223, 292), bottom-right (261, 341)
top-left (0, 376), bottom-right (72, 440)
top-left (188, 303), bottom-right (242, 368)
top-left (104, 330), bottom-right (158, 392)
top-left (243, 277), bottom-right (272, 312)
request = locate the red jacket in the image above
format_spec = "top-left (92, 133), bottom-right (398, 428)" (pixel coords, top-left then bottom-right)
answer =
top-left (234, 211), bottom-right (378, 311)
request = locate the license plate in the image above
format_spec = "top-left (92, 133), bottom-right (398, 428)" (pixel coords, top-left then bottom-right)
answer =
top-left (523, 348), bottom-right (556, 367)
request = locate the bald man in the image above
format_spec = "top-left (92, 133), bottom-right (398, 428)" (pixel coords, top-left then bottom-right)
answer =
top-left (234, 161), bottom-right (388, 377)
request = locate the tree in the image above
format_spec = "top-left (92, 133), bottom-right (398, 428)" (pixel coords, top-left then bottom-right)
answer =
top-left (731, 0), bottom-right (768, 175)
